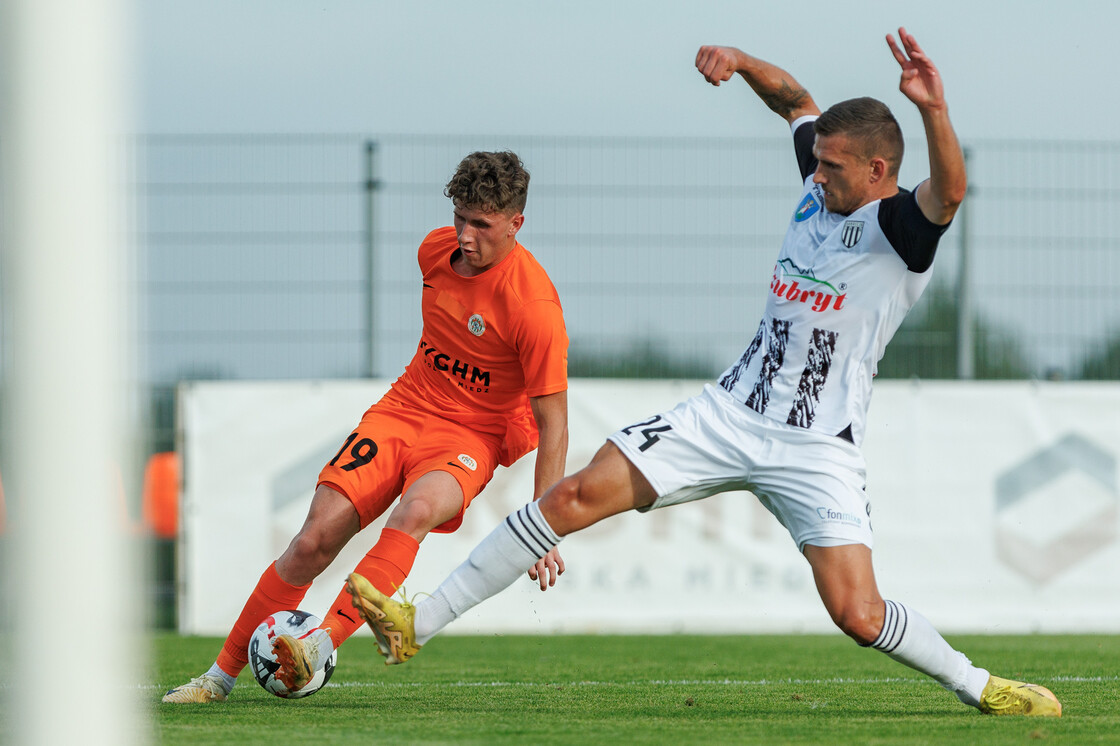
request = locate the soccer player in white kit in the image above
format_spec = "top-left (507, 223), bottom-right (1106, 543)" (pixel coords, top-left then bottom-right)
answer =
top-left (348, 28), bottom-right (1061, 717)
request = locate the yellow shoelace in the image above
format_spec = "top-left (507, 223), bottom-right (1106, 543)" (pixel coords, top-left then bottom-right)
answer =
top-left (390, 584), bottom-right (429, 609)
top-left (983, 685), bottom-right (1017, 711)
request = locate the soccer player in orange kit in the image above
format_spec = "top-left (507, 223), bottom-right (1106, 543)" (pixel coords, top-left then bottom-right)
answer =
top-left (163, 151), bottom-right (569, 702)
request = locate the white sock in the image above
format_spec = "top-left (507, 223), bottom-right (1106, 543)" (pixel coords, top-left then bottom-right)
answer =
top-left (206, 662), bottom-right (237, 694)
top-left (414, 502), bottom-right (561, 644)
top-left (306, 627), bottom-right (335, 670)
top-left (870, 600), bottom-right (990, 708)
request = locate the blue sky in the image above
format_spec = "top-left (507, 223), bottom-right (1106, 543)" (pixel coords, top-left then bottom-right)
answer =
top-left (137, 0), bottom-right (1111, 142)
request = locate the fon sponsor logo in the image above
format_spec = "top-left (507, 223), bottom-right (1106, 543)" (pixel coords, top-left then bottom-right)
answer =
top-left (816, 507), bottom-right (862, 527)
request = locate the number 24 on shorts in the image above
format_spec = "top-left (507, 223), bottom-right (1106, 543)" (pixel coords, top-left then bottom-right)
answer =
top-left (620, 415), bottom-right (672, 452)
top-left (330, 433), bottom-right (378, 471)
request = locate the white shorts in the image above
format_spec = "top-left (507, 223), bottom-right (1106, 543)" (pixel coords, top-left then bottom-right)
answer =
top-left (607, 383), bottom-right (872, 551)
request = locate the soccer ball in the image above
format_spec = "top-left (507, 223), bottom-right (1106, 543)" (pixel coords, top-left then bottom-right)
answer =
top-left (248, 609), bottom-right (337, 699)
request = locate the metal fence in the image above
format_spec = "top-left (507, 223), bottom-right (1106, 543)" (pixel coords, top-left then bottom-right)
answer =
top-left (131, 133), bottom-right (1120, 447)
top-left (4, 133), bottom-right (1117, 628)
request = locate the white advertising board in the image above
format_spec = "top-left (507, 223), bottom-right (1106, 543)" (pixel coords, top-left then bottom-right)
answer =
top-left (179, 379), bottom-right (1120, 636)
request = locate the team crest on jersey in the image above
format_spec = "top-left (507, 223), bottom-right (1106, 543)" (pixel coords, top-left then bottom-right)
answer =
top-left (794, 192), bottom-right (819, 222)
top-left (458, 453), bottom-right (478, 471)
top-left (467, 313), bottom-right (486, 336)
top-left (841, 220), bottom-right (864, 248)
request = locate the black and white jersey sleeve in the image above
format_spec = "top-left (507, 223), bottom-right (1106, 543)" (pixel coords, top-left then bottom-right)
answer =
top-left (877, 187), bottom-right (950, 273)
top-left (792, 116), bottom-right (818, 182)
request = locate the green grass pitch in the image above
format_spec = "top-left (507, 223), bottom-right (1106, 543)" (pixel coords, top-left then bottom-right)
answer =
top-left (151, 633), bottom-right (1120, 745)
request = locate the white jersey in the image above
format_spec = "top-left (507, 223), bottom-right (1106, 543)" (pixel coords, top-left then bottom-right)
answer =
top-left (717, 117), bottom-right (949, 447)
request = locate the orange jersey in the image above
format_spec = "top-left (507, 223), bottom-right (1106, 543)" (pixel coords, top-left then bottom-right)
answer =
top-left (385, 226), bottom-right (568, 466)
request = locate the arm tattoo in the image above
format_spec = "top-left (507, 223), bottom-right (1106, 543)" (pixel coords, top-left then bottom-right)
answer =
top-left (759, 79), bottom-right (810, 119)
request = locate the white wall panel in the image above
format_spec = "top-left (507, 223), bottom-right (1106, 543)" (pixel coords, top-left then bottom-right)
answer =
top-left (179, 379), bottom-right (1120, 635)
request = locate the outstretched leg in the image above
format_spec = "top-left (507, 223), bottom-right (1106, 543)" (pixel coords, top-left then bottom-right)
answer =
top-left (349, 442), bottom-right (656, 660)
top-left (804, 543), bottom-right (1060, 716)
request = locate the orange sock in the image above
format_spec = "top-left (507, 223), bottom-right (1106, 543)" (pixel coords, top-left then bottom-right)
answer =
top-left (215, 561), bottom-right (310, 677)
top-left (320, 527), bottom-right (420, 649)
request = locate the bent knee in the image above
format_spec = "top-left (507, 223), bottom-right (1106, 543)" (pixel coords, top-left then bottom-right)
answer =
top-left (544, 475), bottom-right (583, 514)
top-left (285, 529), bottom-right (338, 571)
top-left (390, 488), bottom-right (464, 535)
top-left (540, 475), bottom-right (595, 533)
top-left (832, 605), bottom-right (884, 646)
top-left (393, 498), bottom-right (439, 531)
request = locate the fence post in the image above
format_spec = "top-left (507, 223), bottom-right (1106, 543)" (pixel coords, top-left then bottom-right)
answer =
top-left (956, 147), bottom-right (974, 380)
top-left (364, 139), bottom-right (379, 378)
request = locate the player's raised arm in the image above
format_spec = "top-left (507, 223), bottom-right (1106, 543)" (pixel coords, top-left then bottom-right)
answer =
top-left (695, 45), bottom-right (820, 124)
top-left (887, 27), bottom-right (967, 225)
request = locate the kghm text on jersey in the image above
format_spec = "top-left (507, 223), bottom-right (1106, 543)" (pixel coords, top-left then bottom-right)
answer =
top-left (419, 340), bottom-right (491, 391)
top-left (770, 271), bottom-right (847, 312)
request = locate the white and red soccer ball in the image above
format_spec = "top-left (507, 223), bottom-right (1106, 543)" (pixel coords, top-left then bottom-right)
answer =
top-left (248, 609), bottom-right (337, 699)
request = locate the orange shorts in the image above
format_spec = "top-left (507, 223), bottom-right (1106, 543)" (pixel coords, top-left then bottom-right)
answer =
top-left (317, 400), bottom-right (502, 533)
